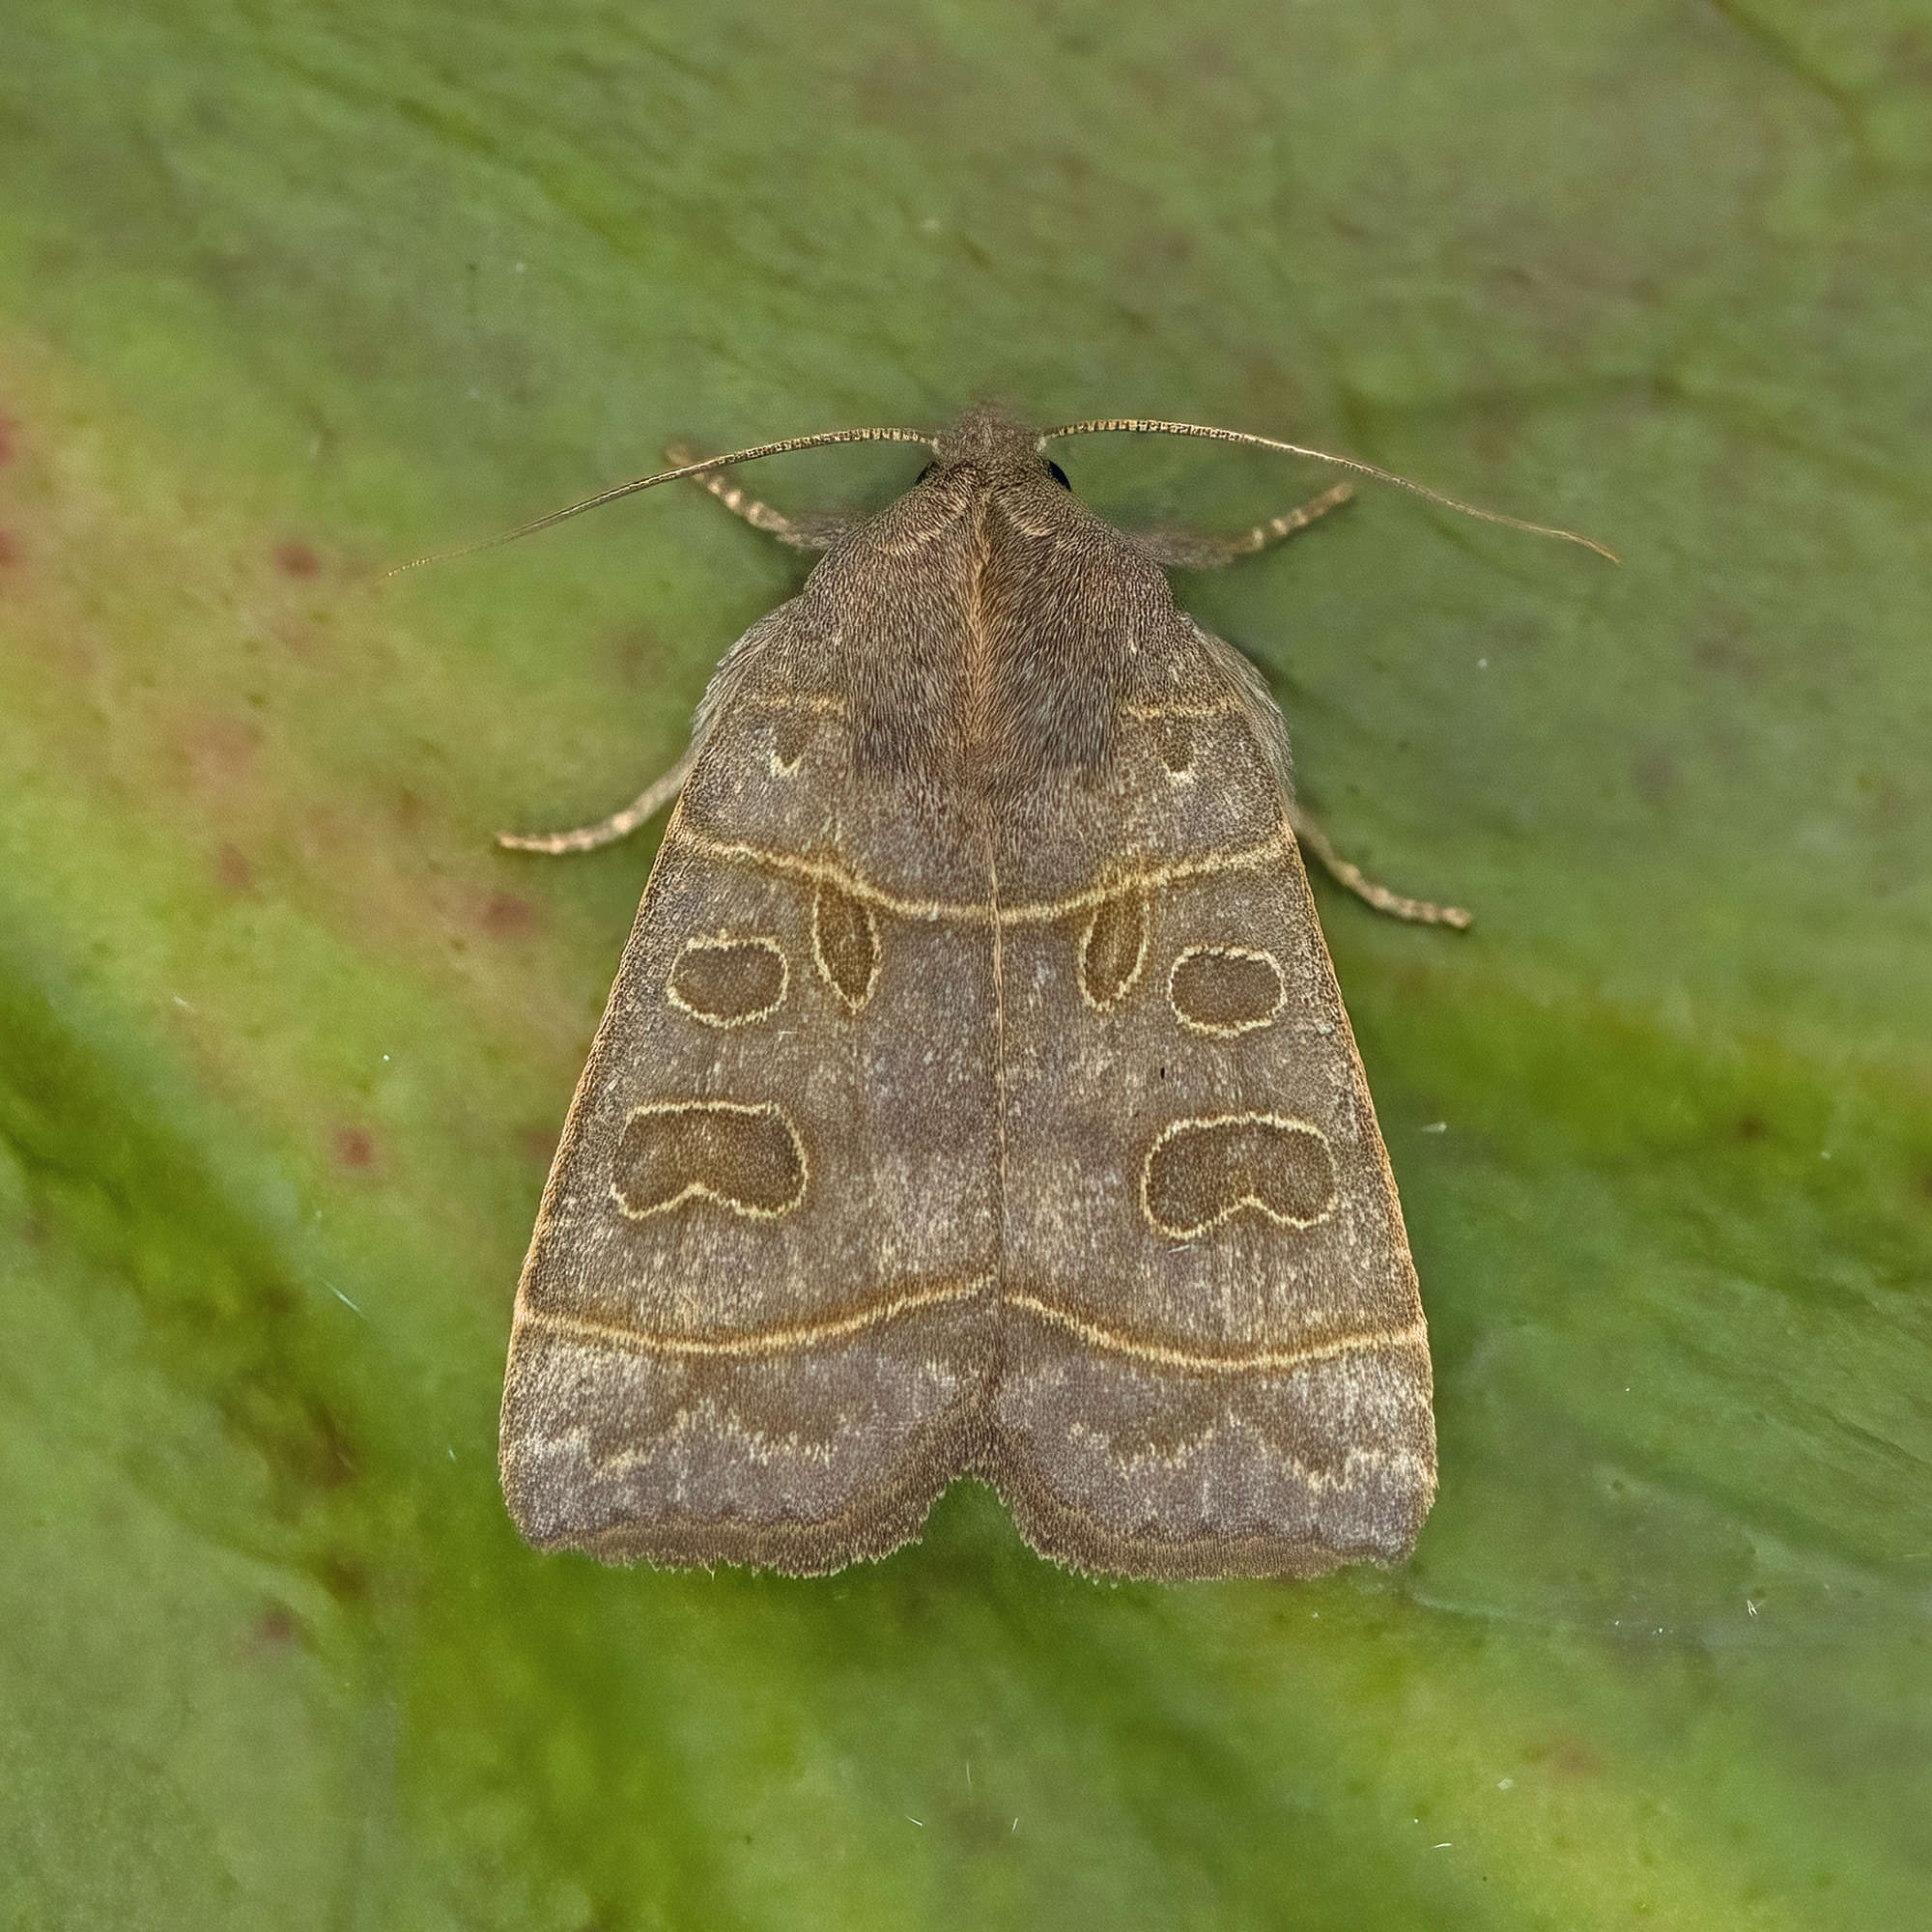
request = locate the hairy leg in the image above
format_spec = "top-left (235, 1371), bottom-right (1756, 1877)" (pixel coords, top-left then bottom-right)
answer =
top-left (1288, 802), bottom-right (1471, 929)
top-left (1133, 481), bottom-right (1353, 570)
top-left (497, 741), bottom-right (700, 855)
top-left (664, 441), bottom-right (847, 552)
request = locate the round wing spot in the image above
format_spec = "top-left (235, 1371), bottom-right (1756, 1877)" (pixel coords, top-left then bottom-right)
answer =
top-left (668, 934), bottom-right (787, 1027)
top-left (812, 880), bottom-right (880, 1010)
top-left (1142, 1113), bottom-right (1338, 1238)
top-left (1079, 886), bottom-right (1151, 1009)
top-left (612, 1101), bottom-right (807, 1221)
top-left (1168, 946), bottom-right (1286, 1037)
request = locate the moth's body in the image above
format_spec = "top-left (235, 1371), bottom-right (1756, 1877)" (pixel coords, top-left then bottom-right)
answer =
top-left (499, 405), bottom-right (1437, 1579)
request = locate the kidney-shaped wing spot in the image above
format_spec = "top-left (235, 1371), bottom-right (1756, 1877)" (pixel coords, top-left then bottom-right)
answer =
top-left (1141, 1112), bottom-right (1340, 1238)
top-left (611, 1098), bottom-right (809, 1222)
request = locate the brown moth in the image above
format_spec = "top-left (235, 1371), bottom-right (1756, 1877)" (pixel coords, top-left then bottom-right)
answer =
top-left (463, 405), bottom-right (1606, 1580)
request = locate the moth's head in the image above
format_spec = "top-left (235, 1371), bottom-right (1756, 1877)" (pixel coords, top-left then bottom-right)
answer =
top-left (926, 403), bottom-right (1072, 493)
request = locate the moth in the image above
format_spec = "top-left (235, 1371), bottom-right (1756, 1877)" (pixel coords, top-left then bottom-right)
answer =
top-left (456, 405), bottom-right (1605, 1580)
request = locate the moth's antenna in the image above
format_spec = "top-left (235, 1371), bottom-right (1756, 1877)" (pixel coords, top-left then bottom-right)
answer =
top-left (384, 426), bottom-right (935, 579)
top-left (1040, 418), bottom-right (1616, 562)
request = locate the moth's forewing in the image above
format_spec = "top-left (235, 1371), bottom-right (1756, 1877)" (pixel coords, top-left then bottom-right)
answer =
top-left (985, 647), bottom-right (1435, 1577)
top-left (499, 614), bottom-right (1003, 1574)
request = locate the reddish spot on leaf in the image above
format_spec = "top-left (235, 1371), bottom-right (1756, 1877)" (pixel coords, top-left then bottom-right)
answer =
top-left (248, 1604), bottom-right (301, 1650)
top-left (214, 842), bottom-right (254, 893)
top-left (0, 528), bottom-right (17, 568)
top-left (274, 539), bottom-right (322, 578)
top-left (1548, 1739), bottom-right (1602, 1780)
top-left (518, 1123), bottom-right (559, 1166)
top-left (333, 1125), bottom-right (376, 1169)
top-left (0, 413), bottom-right (14, 465)
top-left (483, 892), bottom-right (538, 937)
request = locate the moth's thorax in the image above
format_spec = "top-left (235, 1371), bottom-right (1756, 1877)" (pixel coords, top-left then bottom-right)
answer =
top-left (787, 446), bottom-right (1202, 818)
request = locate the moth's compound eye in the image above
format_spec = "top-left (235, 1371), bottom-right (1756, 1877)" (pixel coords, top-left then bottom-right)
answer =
top-left (1045, 460), bottom-right (1072, 491)
top-left (915, 461), bottom-right (938, 483)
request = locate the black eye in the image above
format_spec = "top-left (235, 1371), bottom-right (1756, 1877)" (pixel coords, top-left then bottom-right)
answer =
top-left (1045, 460), bottom-right (1072, 490)
top-left (915, 461), bottom-right (937, 483)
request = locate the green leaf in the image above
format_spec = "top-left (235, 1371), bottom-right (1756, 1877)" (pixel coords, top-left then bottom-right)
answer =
top-left (1, 2), bottom-right (1926, 1925)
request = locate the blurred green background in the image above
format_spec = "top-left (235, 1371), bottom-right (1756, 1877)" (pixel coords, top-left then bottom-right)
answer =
top-left (1, 2), bottom-right (1927, 1925)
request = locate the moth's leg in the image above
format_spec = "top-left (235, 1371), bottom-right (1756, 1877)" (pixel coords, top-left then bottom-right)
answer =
top-left (497, 740), bottom-right (699, 855)
top-left (1287, 802), bottom-right (1472, 929)
top-left (664, 442), bottom-right (846, 553)
top-left (1134, 481), bottom-right (1354, 570)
